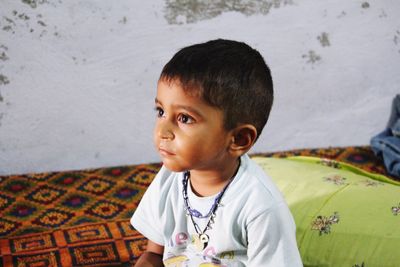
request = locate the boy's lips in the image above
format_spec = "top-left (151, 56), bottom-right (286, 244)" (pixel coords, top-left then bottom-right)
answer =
top-left (158, 147), bottom-right (175, 156)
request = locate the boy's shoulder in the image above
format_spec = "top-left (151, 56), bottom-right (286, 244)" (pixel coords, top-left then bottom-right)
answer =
top-left (227, 154), bottom-right (286, 207)
top-left (151, 165), bottom-right (179, 187)
top-left (144, 166), bottom-right (181, 202)
top-left (219, 155), bottom-right (292, 227)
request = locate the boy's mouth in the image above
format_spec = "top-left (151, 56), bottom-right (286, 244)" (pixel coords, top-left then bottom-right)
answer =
top-left (158, 147), bottom-right (175, 157)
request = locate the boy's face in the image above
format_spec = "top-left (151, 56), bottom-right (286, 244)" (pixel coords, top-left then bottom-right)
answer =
top-left (154, 79), bottom-right (233, 172)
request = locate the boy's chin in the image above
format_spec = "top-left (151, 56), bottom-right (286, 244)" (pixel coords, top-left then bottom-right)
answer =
top-left (161, 160), bottom-right (188, 173)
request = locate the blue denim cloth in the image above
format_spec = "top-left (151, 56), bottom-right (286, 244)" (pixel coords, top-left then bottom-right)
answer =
top-left (370, 95), bottom-right (400, 177)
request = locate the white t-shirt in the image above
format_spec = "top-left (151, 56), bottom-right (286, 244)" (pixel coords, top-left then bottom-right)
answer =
top-left (131, 154), bottom-right (303, 266)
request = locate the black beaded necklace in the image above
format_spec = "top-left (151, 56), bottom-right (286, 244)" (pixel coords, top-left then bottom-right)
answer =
top-left (182, 168), bottom-right (237, 249)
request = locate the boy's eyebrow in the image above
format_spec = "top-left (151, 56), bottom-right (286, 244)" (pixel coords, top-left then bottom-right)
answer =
top-left (155, 98), bottom-right (203, 118)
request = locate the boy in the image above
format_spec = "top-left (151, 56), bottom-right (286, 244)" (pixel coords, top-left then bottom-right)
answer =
top-left (131, 39), bottom-right (302, 266)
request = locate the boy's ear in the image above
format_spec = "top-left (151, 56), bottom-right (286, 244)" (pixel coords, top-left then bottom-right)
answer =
top-left (229, 124), bottom-right (258, 157)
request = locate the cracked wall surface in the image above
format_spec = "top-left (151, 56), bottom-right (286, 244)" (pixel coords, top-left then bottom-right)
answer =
top-left (0, 0), bottom-right (399, 175)
top-left (164, 0), bottom-right (293, 24)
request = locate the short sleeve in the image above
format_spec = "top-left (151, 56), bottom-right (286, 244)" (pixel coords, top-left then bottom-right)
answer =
top-left (246, 202), bottom-right (303, 266)
top-left (130, 167), bottom-right (168, 246)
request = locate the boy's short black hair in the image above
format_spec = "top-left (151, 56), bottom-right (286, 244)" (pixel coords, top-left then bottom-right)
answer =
top-left (160, 39), bottom-right (273, 138)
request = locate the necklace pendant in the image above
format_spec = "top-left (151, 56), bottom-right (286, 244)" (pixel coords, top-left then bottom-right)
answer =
top-left (199, 233), bottom-right (209, 249)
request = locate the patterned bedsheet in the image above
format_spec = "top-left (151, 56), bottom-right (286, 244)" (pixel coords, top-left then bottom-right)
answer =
top-left (0, 146), bottom-right (395, 266)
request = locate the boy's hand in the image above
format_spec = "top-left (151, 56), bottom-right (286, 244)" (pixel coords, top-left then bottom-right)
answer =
top-left (134, 240), bottom-right (164, 267)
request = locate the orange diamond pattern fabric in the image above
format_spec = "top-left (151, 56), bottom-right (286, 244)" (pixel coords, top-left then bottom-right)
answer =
top-left (0, 163), bottom-right (160, 266)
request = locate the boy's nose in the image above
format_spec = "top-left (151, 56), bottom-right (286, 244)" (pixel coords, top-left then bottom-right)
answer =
top-left (157, 120), bottom-right (174, 140)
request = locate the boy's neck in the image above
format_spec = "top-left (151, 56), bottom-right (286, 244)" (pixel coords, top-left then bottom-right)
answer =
top-left (188, 157), bottom-right (241, 197)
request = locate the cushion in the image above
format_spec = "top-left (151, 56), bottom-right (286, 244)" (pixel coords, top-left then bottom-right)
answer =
top-left (253, 156), bottom-right (400, 267)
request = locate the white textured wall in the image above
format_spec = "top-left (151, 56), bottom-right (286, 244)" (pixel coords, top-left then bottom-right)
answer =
top-left (0, 0), bottom-right (399, 175)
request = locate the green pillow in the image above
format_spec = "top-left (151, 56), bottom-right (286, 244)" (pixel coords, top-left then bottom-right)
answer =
top-left (253, 156), bottom-right (400, 267)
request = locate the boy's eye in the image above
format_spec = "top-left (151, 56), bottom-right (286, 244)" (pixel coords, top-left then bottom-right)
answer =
top-left (178, 114), bottom-right (194, 124)
top-left (155, 107), bottom-right (164, 118)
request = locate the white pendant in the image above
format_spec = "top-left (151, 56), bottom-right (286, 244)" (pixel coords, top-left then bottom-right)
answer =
top-left (199, 233), bottom-right (209, 249)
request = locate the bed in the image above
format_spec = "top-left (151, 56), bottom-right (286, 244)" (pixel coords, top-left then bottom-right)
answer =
top-left (0, 146), bottom-right (399, 266)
